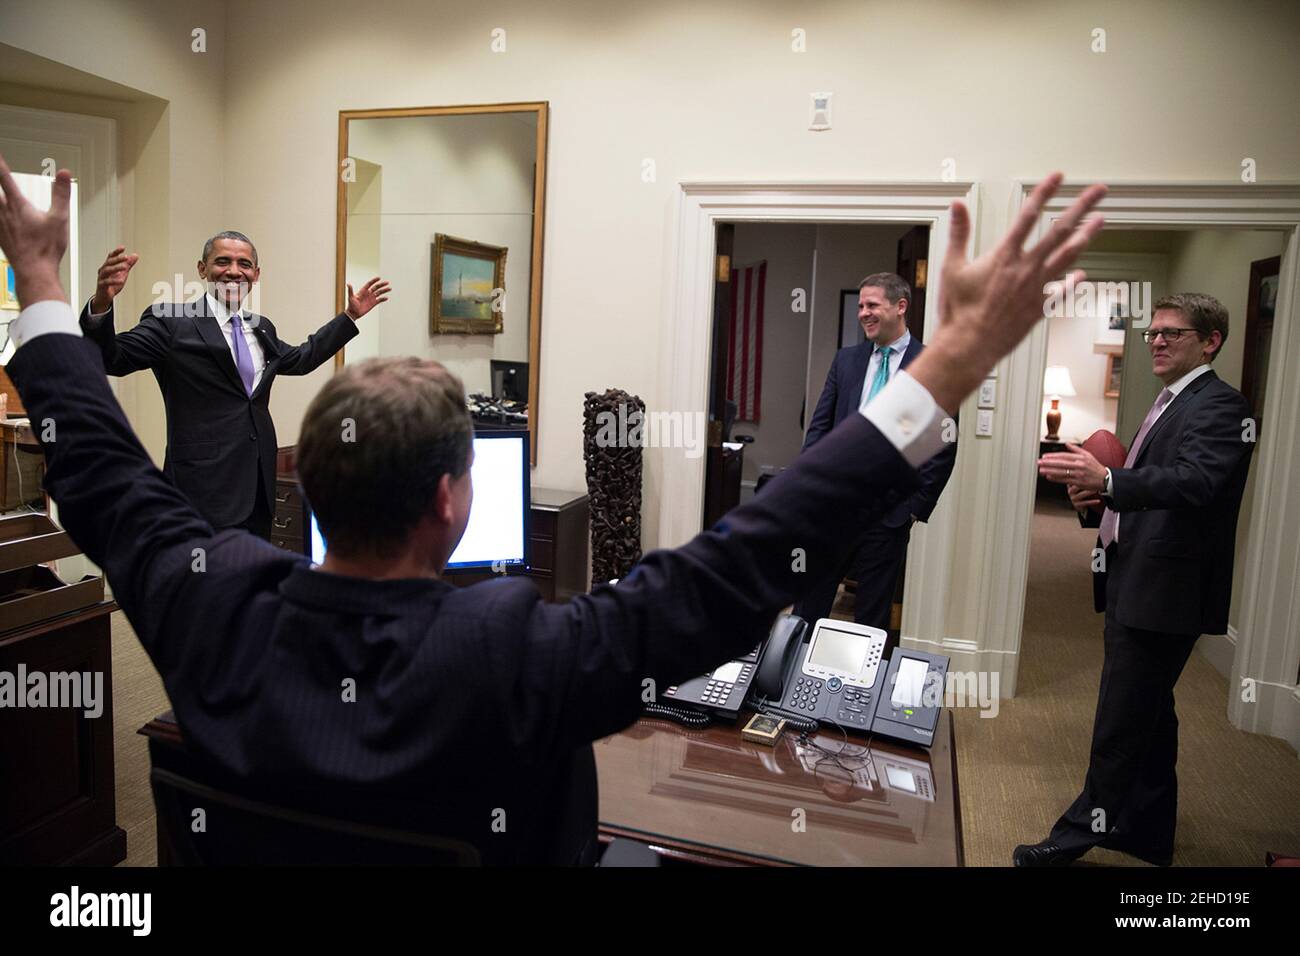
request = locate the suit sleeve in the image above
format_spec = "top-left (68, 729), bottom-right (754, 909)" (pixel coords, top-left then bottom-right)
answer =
top-left (802, 354), bottom-right (841, 450)
top-left (519, 410), bottom-right (923, 748)
top-left (78, 301), bottom-right (172, 375)
top-left (271, 313), bottom-right (359, 375)
top-left (7, 331), bottom-right (224, 656)
top-left (1109, 388), bottom-right (1252, 512)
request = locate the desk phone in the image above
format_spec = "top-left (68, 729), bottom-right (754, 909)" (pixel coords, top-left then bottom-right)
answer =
top-left (654, 614), bottom-right (949, 749)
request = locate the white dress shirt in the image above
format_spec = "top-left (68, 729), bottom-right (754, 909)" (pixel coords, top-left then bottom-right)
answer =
top-left (85, 291), bottom-right (266, 391)
top-left (859, 329), bottom-right (911, 413)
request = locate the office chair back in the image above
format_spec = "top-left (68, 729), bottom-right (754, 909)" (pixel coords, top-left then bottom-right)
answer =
top-left (150, 765), bottom-right (481, 866)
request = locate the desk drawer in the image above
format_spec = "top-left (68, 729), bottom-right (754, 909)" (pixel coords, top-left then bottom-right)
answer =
top-left (274, 481), bottom-right (304, 514)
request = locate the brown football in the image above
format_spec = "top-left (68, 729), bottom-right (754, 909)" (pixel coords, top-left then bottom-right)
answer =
top-left (1082, 429), bottom-right (1127, 470)
top-left (1081, 429), bottom-right (1128, 514)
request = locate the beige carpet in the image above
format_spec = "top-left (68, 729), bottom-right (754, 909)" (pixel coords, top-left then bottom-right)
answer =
top-left (107, 502), bottom-right (1300, 866)
top-left (950, 498), bottom-right (1300, 867)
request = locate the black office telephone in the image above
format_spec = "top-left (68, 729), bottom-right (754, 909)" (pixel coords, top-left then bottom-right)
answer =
top-left (750, 614), bottom-right (950, 748)
top-left (650, 613), bottom-right (949, 748)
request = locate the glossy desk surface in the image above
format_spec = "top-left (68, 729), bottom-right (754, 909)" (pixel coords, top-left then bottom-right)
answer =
top-left (596, 711), bottom-right (962, 866)
top-left (141, 708), bottom-right (961, 866)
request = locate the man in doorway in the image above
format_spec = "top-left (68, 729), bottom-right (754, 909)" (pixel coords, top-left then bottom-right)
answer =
top-left (1026, 293), bottom-right (1254, 866)
top-left (79, 236), bottom-right (390, 538)
top-left (796, 272), bottom-right (958, 655)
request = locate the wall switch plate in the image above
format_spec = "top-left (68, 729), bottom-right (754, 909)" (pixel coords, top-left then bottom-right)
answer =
top-left (809, 92), bottom-right (832, 130)
top-left (978, 379), bottom-right (997, 408)
top-left (976, 409), bottom-right (994, 436)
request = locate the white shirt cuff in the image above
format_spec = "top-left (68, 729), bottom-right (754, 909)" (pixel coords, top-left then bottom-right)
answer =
top-left (11, 300), bottom-right (83, 351)
top-left (860, 370), bottom-right (948, 469)
top-left (85, 297), bottom-right (110, 324)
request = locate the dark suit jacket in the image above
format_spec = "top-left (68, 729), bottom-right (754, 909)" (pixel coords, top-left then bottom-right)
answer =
top-left (78, 298), bottom-right (357, 528)
top-left (10, 331), bottom-right (921, 865)
top-left (1088, 369), bottom-right (1253, 635)
top-left (804, 337), bottom-right (957, 527)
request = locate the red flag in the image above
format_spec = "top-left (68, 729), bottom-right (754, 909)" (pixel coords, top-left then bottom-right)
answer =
top-left (726, 261), bottom-right (765, 423)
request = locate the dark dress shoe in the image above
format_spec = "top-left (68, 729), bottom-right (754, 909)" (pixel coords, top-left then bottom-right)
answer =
top-left (1012, 840), bottom-right (1086, 867)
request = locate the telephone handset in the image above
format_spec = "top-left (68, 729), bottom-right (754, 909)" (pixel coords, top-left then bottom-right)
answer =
top-left (752, 613), bottom-right (808, 700)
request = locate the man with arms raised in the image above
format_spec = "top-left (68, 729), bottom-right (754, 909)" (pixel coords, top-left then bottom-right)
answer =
top-left (0, 156), bottom-right (1104, 864)
top-left (81, 236), bottom-right (390, 537)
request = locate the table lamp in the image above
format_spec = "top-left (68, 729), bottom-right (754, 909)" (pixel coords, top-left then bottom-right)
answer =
top-left (1043, 365), bottom-right (1076, 441)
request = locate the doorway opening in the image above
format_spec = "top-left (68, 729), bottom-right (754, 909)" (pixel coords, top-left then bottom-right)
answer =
top-left (702, 219), bottom-right (932, 642)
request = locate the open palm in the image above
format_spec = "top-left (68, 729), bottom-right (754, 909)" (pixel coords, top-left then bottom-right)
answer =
top-left (347, 277), bottom-right (392, 319)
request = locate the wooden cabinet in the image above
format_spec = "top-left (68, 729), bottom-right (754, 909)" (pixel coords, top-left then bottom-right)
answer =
top-left (271, 476), bottom-right (307, 554)
top-left (0, 601), bottom-right (124, 865)
top-left (525, 488), bottom-right (589, 602)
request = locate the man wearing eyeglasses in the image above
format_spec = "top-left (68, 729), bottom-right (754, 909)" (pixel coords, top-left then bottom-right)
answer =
top-left (1022, 294), bottom-right (1255, 867)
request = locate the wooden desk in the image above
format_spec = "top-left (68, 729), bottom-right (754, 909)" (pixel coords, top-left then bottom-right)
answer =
top-left (140, 708), bottom-right (961, 867)
top-left (596, 711), bottom-right (962, 866)
top-left (0, 418), bottom-right (46, 512)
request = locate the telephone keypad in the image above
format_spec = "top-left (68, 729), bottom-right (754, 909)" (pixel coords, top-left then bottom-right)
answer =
top-left (788, 677), bottom-right (823, 711)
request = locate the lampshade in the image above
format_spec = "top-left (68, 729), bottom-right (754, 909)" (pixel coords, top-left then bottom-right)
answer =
top-left (1043, 365), bottom-right (1077, 398)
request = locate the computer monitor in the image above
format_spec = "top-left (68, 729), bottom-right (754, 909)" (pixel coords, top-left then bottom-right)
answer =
top-left (490, 360), bottom-right (529, 404)
top-left (308, 430), bottom-right (530, 572)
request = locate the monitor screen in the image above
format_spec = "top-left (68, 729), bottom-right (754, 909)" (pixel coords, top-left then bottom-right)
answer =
top-left (309, 430), bottom-right (529, 572)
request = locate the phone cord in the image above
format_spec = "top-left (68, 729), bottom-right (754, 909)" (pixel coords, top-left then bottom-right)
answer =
top-left (642, 703), bottom-right (713, 729)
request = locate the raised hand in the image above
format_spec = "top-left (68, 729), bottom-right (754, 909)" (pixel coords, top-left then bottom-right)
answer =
top-left (91, 246), bottom-right (140, 313)
top-left (345, 277), bottom-right (392, 320)
top-left (909, 174), bottom-right (1107, 413)
top-left (0, 152), bottom-right (72, 308)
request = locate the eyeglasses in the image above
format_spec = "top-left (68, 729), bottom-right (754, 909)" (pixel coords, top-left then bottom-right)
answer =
top-left (1142, 327), bottom-right (1202, 344)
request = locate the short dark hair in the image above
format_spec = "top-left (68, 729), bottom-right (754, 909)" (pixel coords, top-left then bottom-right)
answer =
top-left (202, 230), bottom-right (258, 265)
top-left (1153, 293), bottom-right (1229, 361)
top-left (298, 358), bottom-right (473, 559)
top-left (858, 272), bottom-right (911, 305)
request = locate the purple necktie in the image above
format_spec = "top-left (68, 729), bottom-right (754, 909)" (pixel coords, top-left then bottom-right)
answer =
top-left (1099, 387), bottom-right (1173, 548)
top-left (229, 314), bottom-right (254, 395)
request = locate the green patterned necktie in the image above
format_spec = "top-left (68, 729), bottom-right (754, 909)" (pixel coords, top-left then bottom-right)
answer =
top-left (866, 345), bottom-right (893, 403)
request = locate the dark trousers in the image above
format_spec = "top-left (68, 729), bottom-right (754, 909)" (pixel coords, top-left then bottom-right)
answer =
top-left (1048, 614), bottom-right (1199, 857)
top-left (794, 521), bottom-right (911, 658)
top-left (231, 468), bottom-right (273, 541)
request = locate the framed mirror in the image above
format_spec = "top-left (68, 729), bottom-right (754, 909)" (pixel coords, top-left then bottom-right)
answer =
top-left (335, 102), bottom-right (549, 464)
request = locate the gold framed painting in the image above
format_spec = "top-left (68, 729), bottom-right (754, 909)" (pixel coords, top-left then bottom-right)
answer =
top-left (430, 234), bottom-right (506, 334)
top-left (0, 258), bottom-right (19, 309)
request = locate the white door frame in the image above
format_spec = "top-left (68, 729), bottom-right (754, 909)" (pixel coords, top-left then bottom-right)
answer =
top-left (658, 180), bottom-right (978, 661)
top-left (1000, 181), bottom-right (1300, 750)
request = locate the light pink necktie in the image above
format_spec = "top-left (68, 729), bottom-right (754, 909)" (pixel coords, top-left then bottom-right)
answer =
top-left (1099, 387), bottom-right (1173, 548)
